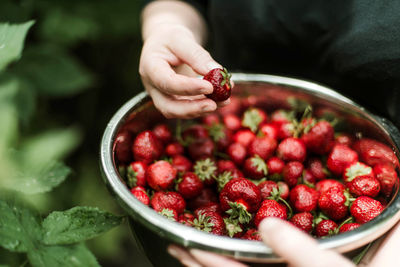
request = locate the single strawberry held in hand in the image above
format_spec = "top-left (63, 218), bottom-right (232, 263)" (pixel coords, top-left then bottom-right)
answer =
top-left (204, 68), bottom-right (232, 102)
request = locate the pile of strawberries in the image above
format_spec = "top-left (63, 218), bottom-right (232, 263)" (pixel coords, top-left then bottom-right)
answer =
top-left (115, 97), bottom-right (399, 240)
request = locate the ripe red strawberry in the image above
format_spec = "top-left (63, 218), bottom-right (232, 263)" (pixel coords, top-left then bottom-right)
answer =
top-left (220, 178), bottom-right (262, 224)
top-left (266, 157), bottom-right (285, 178)
top-left (241, 228), bottom-right (261, 241)
top-left (132, 130), bottom-right (163, 164)
top-left (343, 162), bottom-right (374, 182)
top-left (289, 184), bottom-right (319, 212)
top-left (315, 179), bottom-right (345, 195)
top-left (276, 121), bottom-right (295, 140)
top-left (242, 108), bottom-right (267, 132)
top-left (194, 202), bottom-right (222, 217)
top-left (270, 109), bottom-right (293, 124)
top-left (306, 158), bottom-right (327, 181)
top-left (227, 142), bottom-right (247, 165)
top-left (283, 161), bottom-right (304, 187)
top-left (194, 158), bottom-right (217, 186)
top-left (188, 138), bottom-right (215, 160)
top-left (350, 196), bottom-right (384, 224)
top-left (217, 160), bottom-right (236, 173)
top-left (233, 129), bottom-right (256, 147)
top-left (146, 160), bottom-right (177, 191)
top-left (243, 155), bottom-right (268, 180)
top-left (277, 181), bottom-right (290, 199)
top-left (202, 113), bottom-right (220, 126)
top-left (207, 124), bottom-right (233, 151)
top-left (339, 223), bottom-right (360, 233)
top-left (203, 68), bottom-right (232, 102)
top-left (177, 172), bottom-right (204, 199)
top-left (192, 211), bottom-right (225, 235)
top-left (223, 114), bottom-right (242, 132)
top-left (318, 187), bottom-right (350, 221)
top-left (290, 212), bottom-right (314, 233)
top-left (158, 208), bottom-right (178, 221)
top-left (277, 137), bottom-right (307, 162)
top-left (335, 133), bottom-right (354, 147)
top-left (126, 161), bottom-right (147, 188)
top-left (327, 144), bottom-right (358, 176)
top-left (151, 191), bottom-right (186, 214)
top-left (254, 199), bottom-right (287, 227)
top-left (301, 121), bottom-right (334, 155)
top-left (152, 124), bottom-right (172, 144)
top-left (178, 212), bottom-right (195, 226)
top-left (302, 169), bottom-right (316, 185)
top-left (165, 142), bottom-right (184, 157)
top-left (115, 130), bottom-right (133, 163)
top-left (374, 163), bottom-right (399, 197)
top-left (183, 124), bottom-right (209, 140)
top-left (259, 123), bottom-right (279, 140)
top-left (248, 137), bottom-right (277, 160)
top-left (187, 187), bottom-right (218, 210)
top-left (353, 138), bottom-right (399, 168)
top-left (347, 175), bottom-right (381, 197)
top-left (171, 154), bottom-right (192, 173)
top-left (258, 180), bottom-right (279, 199)
top-left (315, 219), bottom-right (337, 237)
top-left (130, 186), bottom-right (150, 205)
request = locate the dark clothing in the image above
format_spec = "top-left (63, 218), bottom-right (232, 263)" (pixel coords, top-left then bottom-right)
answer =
top-left (185, 0), bottom-right (400, 125)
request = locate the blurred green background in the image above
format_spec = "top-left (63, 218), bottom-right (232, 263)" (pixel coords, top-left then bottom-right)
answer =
top-left (0, 0), bottom-right (152, 266)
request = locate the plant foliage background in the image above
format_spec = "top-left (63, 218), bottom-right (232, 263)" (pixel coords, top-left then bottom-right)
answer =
top-left (0, 0), bottom-right (151, 266)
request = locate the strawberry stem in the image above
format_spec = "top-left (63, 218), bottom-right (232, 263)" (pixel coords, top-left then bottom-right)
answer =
top-left (226, 201), bottom-right (252, 224)
top-left (192, 213), bottom-right (215, 233)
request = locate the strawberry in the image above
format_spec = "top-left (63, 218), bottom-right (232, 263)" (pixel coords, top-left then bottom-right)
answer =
top-left (301, 121), bottom-right (334, 155)
top-left (203, 68), bottom-right (232, 102)
top-left (315, 179), bottom-right (345, 195)
top-left (183, 124), bottom-right (209, 141)
top-left (335, 133), bottom-right (354, 147)
top-left (224, 217), bottom-right (244, 238)
top-left (194, 158), bottom-right (217, 185)
top-left (217, 160), bottom-right (236, 173)
top-left (218, 96), bottom-right (242, 116)
top-left (277, 137), bottom-right (307, 162)
top-left (177, 172), bottom-right (204, 199)
top-left (270, 109), bottom-right (293, 124)
top-left (194, 202), bottom-right (222, 216)
top-left (165, 142), bottom-right (184, 157)
top-left (152, 124), bottom-right (172, 144)
top-left (302, 169), bottom-right (316, 185)
top-left (327, 144), bottom-right (358, 176)
top-left (188, 138), bottom-right (215, 160)
top-left (187, 187), bottom-right (218, 210)
top-left (130, 186), bottom-right (150, 205)
top-left (339, 223), bottom-right (360, 233)
top-left (289, 184), bottom-right (319, 212)
top-left (283, 161), bottom-right (304, 187)
top-left (374, 163), bottom-right (398, 197)
top-left (227, 142), bottom-right (247, 165)
top-left (290, 212), bottom-right (314, 233)
top-left (259, 123), bottom-right (279, 140)
top-left (132, 130), bottom-right (163, 164)
top-left (241, 228), bottom-right (262, 241)
top-left (277, 181), bottom-right (290, 199)
top-left (202, 113), bottom-right (220, 126)
top-left (220, 178), bottom-right (262, 224)
top-left (207, 123), bottom-right (233, 150)
top-left (242, 108), bottom-right (267, 132)
top-left (276, 121), bottom-right (295, 140)
top-left (353, 138), bottom-right (399, 168)
top-left (258, 180), bottom-right (278, 199)
top-left (318, 187), bottom-right (350, 221)
top-left (343, 162), bottom-right (374, 183)
top-left (233, 129), bottom-right (256, 147)
top-left (243, 155), bottom-right (268, 180)
top-left (146, 160), bottom-right (177, 191)
top-left (158, 208), bottom-right (178, 221)
top-left (306, 158), bottom-right (327, 181)
top-left (315, 220), bottom-right (337, 237)
top-left (151, 191), bottom-right (186, 214)
top-left (171, 154), bottom-right (192, 173)
top-left (266, 157), bottom-right (285, 179)
top-left (248, 137), bottom-right (277, 160)
top-left (223, 114), bottom-right (242, 132)
top-left (126, 161), bottom-right (147, 188)
top-left (350, 196), bottom-right (384, 224)
top-left (192, 211), bottom-right (225, 235)
top-left (254, 199), bottom-right (287, 227)
top-left (115, 130), bottom-right (133, 163)
top-left (347, 175), bottom-right (381, 197)
top-left (178, 212), bottom-right (195, 226)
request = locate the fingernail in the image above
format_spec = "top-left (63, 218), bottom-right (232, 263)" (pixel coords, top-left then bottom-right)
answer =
top-left (167, 246), bottom-right (179, 258)
top-left (182, 259), bottom-right (202, 267)
top-left (202, 104), bottom-right (216, 112)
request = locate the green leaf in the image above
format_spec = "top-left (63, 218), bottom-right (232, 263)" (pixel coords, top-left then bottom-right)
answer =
top-left (12, 45), bottom-right (94, 97)
top-left (28, 243), bottom-right (100, 267)
top-left (0, 21), bottom-right (34, 71)
top-left (0, 79), bottom-right (19, 148)
top-left (42, 207), bottom-right (123, 245)
top-left (0, 198), bottom-right (42, 253)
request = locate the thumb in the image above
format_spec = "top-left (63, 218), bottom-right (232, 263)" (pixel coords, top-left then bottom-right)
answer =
top-left (169, 33), bottom-right (222, 75)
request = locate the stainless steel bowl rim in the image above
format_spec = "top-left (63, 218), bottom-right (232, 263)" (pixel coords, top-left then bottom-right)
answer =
top-left (100, 73), bottom-right (400, 260)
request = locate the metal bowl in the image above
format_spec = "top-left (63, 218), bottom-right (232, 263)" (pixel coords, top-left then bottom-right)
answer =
top-left (100, 73), bottom-right (400, 265)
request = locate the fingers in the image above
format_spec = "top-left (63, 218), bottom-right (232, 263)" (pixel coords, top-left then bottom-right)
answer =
top-left (146, 84), bottom-right (217, 119)
top-left (168, 245), bottom-right (201, 267)
top-left (189, 249), bottom-right (249, 267)
top-left (259, 218), bottom-right (354, 267)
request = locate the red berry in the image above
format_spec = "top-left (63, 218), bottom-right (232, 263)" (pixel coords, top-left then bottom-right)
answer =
top-left (283, 161), bottom-right (304, 187)
top-left (289, 184), bottom-right (319, 212)
top-left (152, 124), bottom-right (172, 144)
top-left (327, 144), bottom-right (358, 176)
top-left (339, 223), bottom-right (360, 233)
top-left (301, 121), bottom-right (334, 155)
top-left (202, 113), bottom-right (220, 126)
top-left (318, 187), bottom-right (349, 221)
top-left (343, 162), bottom-right (374, 183)
top-left (194, 202), bottom-right (222, 217)
top-left (306, 158), bottom-right (327, 181)
top-left (350, 196), bottom-right (384, 224)
top-left (259, 123), bottom-right (279, 140)
top-left (233, 129), bottom-right (256, 147)
top-left (277, 137), bottom-right (306, 162)
top-left (188, 138), bottom-right (215, 160)
top-left (347, 175), bottom-right (381, 197)
top-left (335, 133), bottom-right (354, 147)
top-left (177, 172), bottom-right (204, 199)
top-left (242, 108), bottom-right (267, 132)
top-left (241, 229), bottom-right (261, 241)
top-left (243, 155), bottom-right (268, 180)
top-left (290, 212), bottom-right (314, 233)
top-left (151, 191), bottom-right (186, 214)
top-left (315, 220), bottom-right (337, 237)
top-left (353, 138), bottom-right (399, 168)
top-left (146, 160), bottom-right (177, 191)
top-left (115, 130), bottom-right (133, 163)
top-left (277, 181), bottom-right (290, 199)
top-left (374, 163), bottom-right (398, 197)
top-left (267, 157), bottom-right (285, 176)
top-left (220, 178), bottom-right (262, 213)
top-left (227, 142), bottom-right (247, 165)
top-left (254, 199), bottom-right (287, 227)
top-left (248, 137), bottom-right (277, 160)
top-left (171, 154), bottom-right (192, 173)
top-left (127, 161), bottom-right (147, 188)
top-left (132, 130), bottom-right (163, 164)
top-left (203, 68), bottom-right (232, 102)
top-left (223, 114), bottom-right (242, 132)
top-left (165, 142), bottom-right (184, 157)
top-left (258, 180), bottom-right (279, 199)
top-left (178, 213), bottom-right (195, 226)
top-left (183, 124), bottom-right (209, 140)
top-left (270, 109), bottom-right (292, 124)
top-left (217, 160), bottom-right (236, 173)
top-left (130, 186), bottom-right (150, 205)
top-left (315, 179), bottom-right (345, 195)
top-left (187, 187), bottom-right (218, 210)
top-left (193, 210), bottom-right (225, 235)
